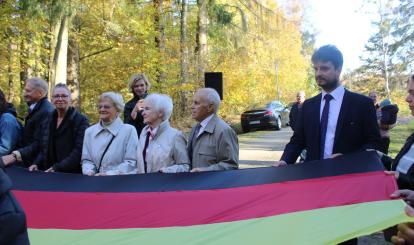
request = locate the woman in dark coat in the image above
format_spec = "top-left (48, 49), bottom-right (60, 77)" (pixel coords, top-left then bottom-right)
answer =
top-left (28, 83), bottom-right (89, 173)
top-left (124, 73), bottom-right (151, 137)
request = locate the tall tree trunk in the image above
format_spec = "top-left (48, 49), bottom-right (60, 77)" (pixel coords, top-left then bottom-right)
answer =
top-left (195, 0), bottom-right (208, 86)
top-left (153, 0), bottom-right (166, 88)
top-left (19, 35), bottom-right (34, 86)
top-left (179, 0), bottom-right (189, 116)
top-left (7, 41), bottom-right (17, 102)
top-left (49, 15), bottom-right (69, 96)
top-left (67, 38), bottom-right (81, 109)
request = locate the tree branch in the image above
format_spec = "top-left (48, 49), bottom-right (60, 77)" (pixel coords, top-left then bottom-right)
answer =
top-left (80, 47), bottom-right (114, 61)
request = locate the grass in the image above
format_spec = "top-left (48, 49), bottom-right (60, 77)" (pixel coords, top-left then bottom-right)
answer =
top-left (389, 119), bottom-right (414, 157)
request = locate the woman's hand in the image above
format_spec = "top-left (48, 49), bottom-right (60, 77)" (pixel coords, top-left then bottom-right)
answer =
top-left (131, 99), bottom-right (145, 120)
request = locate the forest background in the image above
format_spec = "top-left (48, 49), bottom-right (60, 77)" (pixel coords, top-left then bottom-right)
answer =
top-left (0, 0), bottom-right (413, 128)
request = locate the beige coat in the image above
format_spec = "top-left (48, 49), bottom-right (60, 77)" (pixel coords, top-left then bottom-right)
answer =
top-left (81, 117), bottom-right (139, 175)
top-left (138, 121), bottom-right (190, 173)
top-left (188, 115), bottom-right (239, 171)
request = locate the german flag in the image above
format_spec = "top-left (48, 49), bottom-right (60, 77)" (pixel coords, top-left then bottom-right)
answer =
top-left (6, 151), bottom-right (413, 244)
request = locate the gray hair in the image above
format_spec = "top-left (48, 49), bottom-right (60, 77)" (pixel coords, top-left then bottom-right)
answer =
top-left (144, 93), bottom-right (173, 121)
top-left (26, 77), bottom-right (48, 96)
top-left (128, 73), bottom-right (151, 94)
top-left (53, 83), bottom-right (71, 96)
top-left (99, 92), bottom-right (124, 112)
top-left (198, 88), bottom-right (221, 113)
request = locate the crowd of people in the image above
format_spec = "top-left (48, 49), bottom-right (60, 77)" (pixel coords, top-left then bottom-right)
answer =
top-left (1, 44), bottom-right (414, 244)
top-left (0, 78), bottom-right (239, 176)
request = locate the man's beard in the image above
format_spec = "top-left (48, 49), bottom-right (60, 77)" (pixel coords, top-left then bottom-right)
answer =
top-left (317, 77), bottom-right (339, 91)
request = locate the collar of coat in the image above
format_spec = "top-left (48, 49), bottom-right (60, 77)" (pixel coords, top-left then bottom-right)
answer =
top-left (95, 117), bottom-right (123, 137)
top-left (142, 120), bottom-right (170, 140)
top-left (202, 114), bottom-right (219, 134)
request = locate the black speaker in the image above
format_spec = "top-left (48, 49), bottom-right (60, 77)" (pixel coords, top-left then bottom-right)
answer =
top-left (204, 72), bottom-right (223, 100)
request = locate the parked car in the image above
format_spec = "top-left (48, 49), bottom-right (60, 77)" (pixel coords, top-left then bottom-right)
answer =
top-left (240, 101), bottom-right (290, 133)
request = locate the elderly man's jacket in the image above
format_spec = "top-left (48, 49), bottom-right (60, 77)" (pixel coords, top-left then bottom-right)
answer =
top-left (187, 114), bottom-right (239, 171)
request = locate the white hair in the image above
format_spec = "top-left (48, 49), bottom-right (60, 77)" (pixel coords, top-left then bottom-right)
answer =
top-left (144, 93), bottom-right (173, 121)
top-left (198, 88), bottom-right (221, 113)
top-left (27, 77), bottom-right (48, 96)
top-left (99, 92), bottom-right (124, 112)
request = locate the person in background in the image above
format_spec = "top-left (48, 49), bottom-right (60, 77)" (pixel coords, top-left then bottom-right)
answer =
top-left (0, 89), bottom-right (21, 161)
top-left (378, 98), bottom-right (398, 154)
top-left (25, 84), bottom-right (89, 173)
top-left (2, 77), bottom-right (53, 167)
top-left (124, 73), bottom-right (150, 137)
top-left (188, 88), bottom-right (239, 172)
top-left (369, 91), bottom-right (398, 154)
top-left (369, 91), bottom-right (380, 111)
top-left (82, 92), bottom-right (139, 176)
top-left (289, 90), bottom-right (306, 131)
top-left (138, 93), bottom-right (190, 173)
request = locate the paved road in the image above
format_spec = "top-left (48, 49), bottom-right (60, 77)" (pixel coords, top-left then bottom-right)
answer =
top-left (238, 127), bottom-right (392, 244)
top-left (238, 127), bottom-right (291, 168)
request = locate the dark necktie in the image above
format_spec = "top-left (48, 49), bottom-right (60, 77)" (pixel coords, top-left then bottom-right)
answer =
top-left (142, 131), bottom-right (151, 173)
top-left (320, 94), bottom-right (333, 160)
top-left (189, 124), bottom-right (201, 161)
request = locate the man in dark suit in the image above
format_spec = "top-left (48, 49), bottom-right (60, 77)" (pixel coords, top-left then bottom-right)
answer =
top-left (274, 44), bottom-right (381, 245)
top-left (289, 90), bottom-right (305, 131)
top-left (274, 45), bottom-right (381, 166)
top-left (2, 77), bottom-right (54, 167)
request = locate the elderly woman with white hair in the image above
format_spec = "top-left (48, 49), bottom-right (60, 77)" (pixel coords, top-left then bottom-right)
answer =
top-left (138, 93), bottom-right (190, 173)
top-left (81, 92), bottom-right (140, 176)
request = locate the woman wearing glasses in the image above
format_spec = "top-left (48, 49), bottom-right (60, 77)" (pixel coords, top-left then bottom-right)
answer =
top-left (124, 73), bottom-right (151, 138)
top-left (23, 83), bottom-right (89, 173)
top-left (81, 92), bottom-right (140, 176)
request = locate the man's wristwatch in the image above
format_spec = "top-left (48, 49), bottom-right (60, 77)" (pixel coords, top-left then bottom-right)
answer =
top-left (11, 153), bottom-right (17, 160)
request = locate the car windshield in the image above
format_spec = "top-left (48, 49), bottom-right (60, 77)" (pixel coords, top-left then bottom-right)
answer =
top-left (266, 101), bottom-right (285, 110)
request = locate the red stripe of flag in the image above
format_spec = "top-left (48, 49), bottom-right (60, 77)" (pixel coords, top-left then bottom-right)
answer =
top-left (14, 171), bottom-right (396, 229)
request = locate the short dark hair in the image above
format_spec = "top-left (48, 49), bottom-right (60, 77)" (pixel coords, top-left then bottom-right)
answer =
top-left (311, 45), bottom-right (343, 70)
top-left (0, 89), bottom-right (7, 113)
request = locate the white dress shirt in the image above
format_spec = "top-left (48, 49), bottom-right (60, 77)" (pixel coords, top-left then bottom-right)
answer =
top-left (320, 85), bottom-right (345, 159)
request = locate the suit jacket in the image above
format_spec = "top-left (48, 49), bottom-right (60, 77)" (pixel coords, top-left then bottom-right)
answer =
top-left (281, 89), bottom-right (381, 164)
top-left (289, 102), bottom-right (301, 131)
top-left (382, 133), bottom-right (414, 189)
top-left (18, 97), bottom-right (54, 164)
top-left (187, 115), bottom-right (239, 171)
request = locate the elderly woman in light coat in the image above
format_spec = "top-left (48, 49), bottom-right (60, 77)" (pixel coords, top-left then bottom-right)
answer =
top-left (82, 92), bottom-right (140, 176)
top-left (138, 93), bottom-right (190, 173)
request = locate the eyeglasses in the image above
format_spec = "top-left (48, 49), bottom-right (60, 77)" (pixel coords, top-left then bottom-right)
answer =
top-left (97, 104), bottom-right (113, 110)
top-left (52, 94), bottom-right (69, 99)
